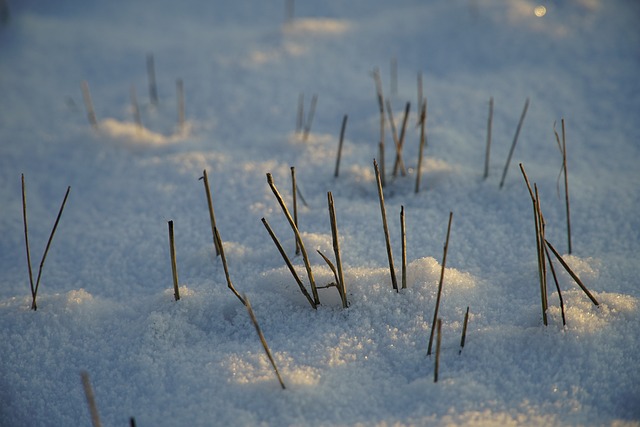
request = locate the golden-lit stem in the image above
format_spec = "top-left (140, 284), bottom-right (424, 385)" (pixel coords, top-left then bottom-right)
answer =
top-left (374, 159), bottom-right (398, 292)
top-left (168, 221), bottom-right (180, 301)
top-left (428, 212), bottom-right (453, 355)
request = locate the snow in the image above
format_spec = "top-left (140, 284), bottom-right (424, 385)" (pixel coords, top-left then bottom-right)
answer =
top-left (1, 0), bottom-right (639, 425)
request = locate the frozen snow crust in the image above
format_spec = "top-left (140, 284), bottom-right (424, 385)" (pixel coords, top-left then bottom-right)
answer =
top-left (1, 1), bottom-right (639, 426)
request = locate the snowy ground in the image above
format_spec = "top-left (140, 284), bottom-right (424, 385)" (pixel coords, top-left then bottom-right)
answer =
top-left (1, 1), bottom-right (639, 426)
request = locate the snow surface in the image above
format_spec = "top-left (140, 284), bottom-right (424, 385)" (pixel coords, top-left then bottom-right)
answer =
top-left (1, 0), bottom-right (639, 425)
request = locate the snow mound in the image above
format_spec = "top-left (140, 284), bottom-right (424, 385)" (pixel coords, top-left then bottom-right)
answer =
top-left (283, 18), bottom-right (350, 35)
top-left (99, 118), bottom-right (192, 146)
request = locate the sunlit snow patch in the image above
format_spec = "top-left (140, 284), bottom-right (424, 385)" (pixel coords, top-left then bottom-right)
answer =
top-left (548, 290), bottom-right (637, 332)
top-left (99, 118), bottom-right (192, 146)
top-left (283, 18), bottom-right (350, 35)
top-left (225, 352), bottom-right (320, 387)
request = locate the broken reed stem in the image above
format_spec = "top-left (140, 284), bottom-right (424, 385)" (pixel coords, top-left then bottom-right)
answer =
top-left (545, 239), bottom-right (599, 306)
top-left (296, 93), bottom-right (304, 133)
top-left (176, 78), bottom-right (185, 132)
top-left (390, 56), bottom-right (397, 96)
top-left (130, 85), bottom-right (142, 130)
top-left (146, 53), bottom-right (158, 106)
top-left (21, 174), bottom-right (35, 306)
top-left (554, 119), bottom-right (572, 254)
top-left (415, 99), bottom-right (427, 193)
top-left (484, 96), bottom-right (493, 179)
top-left (543, 243), bottom-right (566, 326)
top-left (334, 114), bottom-right (348, 178)
top-left (328, 192), bottom-right (347, 308)
top-left (434, 318), bottom-right (442, 383)
top-left (302, 94), bottom-right (317, 142)
top-left (291, 167), bottom-right (300, 256)
top-left (81, 81), bottom-right (98, 129)
top-left (428, 211), bottom-right (453, 355)
top-left (266, 173), bottom-right (319, 305)
top-left (261, 218), bottom-right (316, 309)
top-left (200, 170), bottom-right (220, 256)
top-left (32, 185), bottom-right (71, 311)
top-left (244, 295), bottom-right (286, 390)
top-left (81, 371), bottom-right (103, 427)
top-left (393, 102), bottom-right (411, 177)
top-left (168, 221), bottom-right (180, 301)
top-left (459, 306), bottom-right (470, 354)
top-left (213, 227), bottom-right (247, 306)
top-left (535, 184), bottom-right (549, 324)
top-left (373, 68), bottom-right (385, 149)
top-left (401, 205), bottom-right (407, 289)
top-left (385, 99), bottom-right (407, 177)
top-left (373, 159), bottom-right (398, 292)
top-left (499, 98), bottom-right (529, 189)
top-left (519, 163), bottom-right (548, 325)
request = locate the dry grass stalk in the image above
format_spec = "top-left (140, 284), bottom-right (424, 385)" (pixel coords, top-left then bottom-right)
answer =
top-left (543, 243), bottom-right (566, 326)
top-left (296, 92), bottom-right (304, 133)
top-left (401, 205), bottom-right (407, 289)
top-left (373, 159), bottom-right (398, 291)
top-left (519, 163), bottom-right (548, 325)
top-left (379, 141), bottom-right (386, 188)
top-left (434, 318), bottom-right (442, 383)
top-left (316, 250), bottom-right (341, 294)
top-left (81, 81), bottom-right (98, 129)
top-left (499, 98), bottom-right (529, 189)
top-left (545, 239), bottom-right (599, 306)
top-left (334, 114), bottom-right (348, 178)
top-left (176, 78), bottom-right (185, 132)
top-left (267, 173), bottom-right (319, 305)
top-left (244, 295), bottom-right (286, 390)
top-left (291, 167), bottom-right (300, 255)
top-left (302, 94), bottom-right (317, 142)
top-left (554, 119), bottom-right (572, 254)
top-left (22, 178), bottom-right (71, 311)
top-left (168, 220), bottom-right (180, 301)
top-left (385, 99), bottom-right (407, 177)
top-left (484, 96), bottom-right (493, 179)
top-left (393, 102), bottom-right (411, 177)
top-left (459, 306), bottom-right (470, 354)
top-left (373, 68), bottom-right (385, 149)
top-left (213, 227), bottom-right (247, 306)
top-left (417, 72), bottom-right (423, 126)
top-left (130, 84), bottom-right (142, 130)
top-left (415, 99), bottom-right (427, 193)
top-left (146, 53), bottom-right (158, 106)
top-left (535, 184), bottom-right (549, 322)
top-left (428, 211), bottom-right (453, 355)
top-left (328, 192), bottom-right (348, 308)
top-left (261, 218), bottom-right (316, 309)
top-left (199, 170), bottom-right (220, 256)
top-left (81, 371), bottom-right (102, 427)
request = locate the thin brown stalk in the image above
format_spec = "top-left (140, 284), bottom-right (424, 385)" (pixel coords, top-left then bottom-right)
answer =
top-left (302, 94), bottom-right (317, 142)
top-left (459, 306), bottom-right (470, 354)
top-left (267, 173), bottom-right (319, 305)
top-left (499, 98), bottom-right (529, 189)
top-left (244, 295), bottom-right (286, 390)
top-left (535, 184), bottom-right (548, 322)
top-left (417, 72), bottom-right (423, 126)
top-left (428, 212), bottom-right (453, 356)
top-left (213, 227), bottom-right (246, 306)
top-left (328, 192), bottom-right (347, 308)
top-left (373, 68), bottom-right (385, 149)
top-left (176, 78), bottom-right (185, 132)
top-left (434, 318), bottom-right (442, 383)
top-left (373, 159), bottom-right (398, 291)
top-left (483, 96), bottom-right (493, 179)
top-left (130, 84), bottom-right (142, 130)
top-left (32, 186), bottom-right (71, 311)
top-left (261, 218), bottom-right (316, 309)
top-left (199, 170), bottom-right (220, 256)
top-left (81, 371), bottom-right (102, 427)
top-left (168, 221), bottom-right (180, 301)
top-left (415, 99), bottom-right (427, 193)
top-left (379, 141), bottom-right (386, 188)
top-left (81, 81), bottom-right (98, 129)
top-left (519, 164), bottom-right (548, 325)
top-left (545, 239), bottom-right (599, 306)
top-left (554, 119), bottom-right (572, 254)
top-left (21, 174), bottom-right (35, 304)
top-left (291, 167), bottom-right (300, 255)
top-left (543, 243), bottom-right (566, 326)
top-left (401, 205), bottom-right (407, 289)
top-left (146, 53), bottom-right (158, 106)
top-left (385, 99), bottom-right (407, 177)
top-left (317, 250), bottom-right (341, 296)
top-left (334, 114), bottom-right (348, 178)
top-left (393, 102), bottom-right (411, 177)
top-left (296, 92), bottom-right (304, 133)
